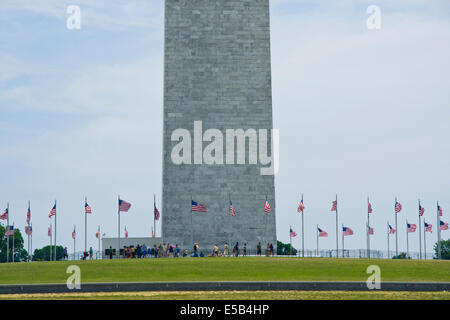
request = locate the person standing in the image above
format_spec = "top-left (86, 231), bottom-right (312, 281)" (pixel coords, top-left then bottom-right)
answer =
top-left (213, 244), bottom-right (219, 257)
top-left (224, 242), bottom-right (229, 257)
top-left (89, 247), bottom-right (93, 260)
top-left (257, 242), bottom-right (262, 256)
top-left (109, 246), bottom-right (113, 259)
top-left (234, 242), bottom-right (240, 257)
top-left (243, 243), bottom-right (247, 257)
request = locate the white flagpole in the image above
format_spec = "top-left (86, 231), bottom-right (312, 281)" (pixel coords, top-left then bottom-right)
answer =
top-left (54, 200), bottom-right (57, 261)
top-left (301, 194), bottom-right (304, 258)
top-left (418, 199), bottom-right (422, 259)
top-left (437, 201), bottom-right (441, 260)
top-left (73, 225), bottom-right (76, 260)
top-left (424, 221), bottom-right (427, 260)
top-left (6, 202), bottom-right (9, 263)
top-left (12, 221), bottom-right (14, 263)
top-left (406, 220), bottom-right (409, 258)
top-left (118, 195), bottom-right (121, 259)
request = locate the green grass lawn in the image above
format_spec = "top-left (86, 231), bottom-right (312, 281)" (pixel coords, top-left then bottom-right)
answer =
top-left (0, 257), bottom-right (449, 285)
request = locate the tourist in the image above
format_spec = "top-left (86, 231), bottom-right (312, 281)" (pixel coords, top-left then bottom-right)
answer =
top-left (257, 242), bottom-right (262, 256)
top-left (175, 244), bottom-right (180, 258)
top-left (270, 243), bottom-right (274, 256)
top-left (183, 249), bottom-right (188, 257)
top-left (109, 246), bottom-right (113, 259)
top-left (213, 244), bottom-right (219, 257)
top-left (234, 242), bottom-right (240, 257)
top-left (169, 244), bottom-right (174, 257)
top-left (63, 247), bottom-right (68, 260)
top-left (136, 244), bottom-right (141, 258)
top-left (89, 247), bottom-right (93, 260)
top-left (224, 242), bottom-right (229, 256)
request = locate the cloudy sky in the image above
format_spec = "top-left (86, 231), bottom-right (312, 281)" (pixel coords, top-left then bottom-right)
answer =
top-left (0, 0), bottom-right (449, 256)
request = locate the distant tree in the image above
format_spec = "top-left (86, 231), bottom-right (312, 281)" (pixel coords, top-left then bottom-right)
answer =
top-left (433, 240), bottom-right (450, 260)
top-left (33, 245), bottom-right (64, 261)
top-left (0, 224), bottom-right (29, 262)
top-left (276, 240), bottom-right (297, 256)
top-left (392, 252), bottom-right (410, 259)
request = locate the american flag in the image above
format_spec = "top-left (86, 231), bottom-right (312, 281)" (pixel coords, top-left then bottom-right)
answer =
top-left (25, 225), bottom-right (32, 236)
top-left (369, 226), bottom-right (374, 235)
top-left (264, 200), bottom-right (271, 213)
top-left (119, 199), bottom-right (132, 212)
top-left (0, 208), bottom-right (8, 220)
top-left (440, 220), bottom-right (449, 231)
top-left (297, 200), bottom-right (305, 213)
top-left (229, 201), bottom-right (236, 217)
top-left (331, 200), bottom-right (337, 212)
top-left (5, 225), bottom-right (14, 236)
top-left (124, 227), bottom-right (128, 238)
top-left (368, 202), bottom-right (373, 214)
top-left (72, 228), bottom-right (76, 239)
top-left (191, 200), bottom-right (207, 212)
top-left (49, 204), bottom-right (56, 218)
top-left (419, 203), bottom-right (425, 217)
top-left (395, 200), bottom-right (402, 213)
top-left (96, 227), bottom-right (100, 238)
top-left (407, 223), bottom-right (417, 233)
top-left (389, 224), bottom-right (396, 234)
top-left (318, 227), bottom-right (328, 237)
top-left (424, 222), bottom-right (432, 233)
top-left (290, 227), bottom-right (297, 237)
top-left (343, 226), bottom-right (353, 236)
top-left (154, 202), bottom-right (160, 220)
top-left (48, 225), bottom-right (52, 237)
top-left (26, 207), bottom-right (31, 225)
top-left (85, 202), bottom-right (92, 214)
top-left (438, 204), bottom-right (443, 217)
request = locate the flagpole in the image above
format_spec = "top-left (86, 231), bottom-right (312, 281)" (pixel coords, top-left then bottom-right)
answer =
top-left (85, 197), bottom-right (87, 255)
top-left (6, 202), bottom-right (9, 263)
top-left (118, 195), bottom-right (120, 259)
top-left (153, 194), bottom-right (156, 238)
top-left (406, 219), bottom-right (409, 258)
top-left (367, 197), bottom-right (370, 259)
top-left (289, 225), bottom-right (293, 256)
top-left (54, 200), bottom-right (57, 261)
top-left (301, 194), bottom-right (304, 258)
top-left (49, 224), bottom-right (52, 261)
top-left (418, 200), bottom-right (422, 260)
top-left (98, 225), bottom-right (101, 259)
top-left (74, 225), bottom-right (76, 260)
top-left (27, 201), bottom-right (30, 261)
top-left (31, 222), bottom-right (33, 261)
top-left (12, 221), bottom-right (14, 263)
top-left (335, 194), bottom-right (339, 258)
top-left (387, 221), bottom-right (390, 259)
top-left (228, 193), bottom-right (231, 251)
top-left (395, 197), bottom-right (398, 256)
top-left (437, 201), bottom-right (441, 260)
top-left (316, 224), bottom-right (319, 257)
top-left (423, 221), bottom-right (427, 260)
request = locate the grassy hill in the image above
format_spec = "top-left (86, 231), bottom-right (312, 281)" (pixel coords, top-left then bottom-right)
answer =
top-left (0, 257), bottom-right (449, 285)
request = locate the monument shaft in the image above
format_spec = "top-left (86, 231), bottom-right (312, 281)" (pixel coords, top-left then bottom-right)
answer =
top-left (162, 0), bottom-right (276, 251)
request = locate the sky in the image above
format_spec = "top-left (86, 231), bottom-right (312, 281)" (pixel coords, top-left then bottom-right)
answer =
top-left (0, 0), bottom-right (449, 256)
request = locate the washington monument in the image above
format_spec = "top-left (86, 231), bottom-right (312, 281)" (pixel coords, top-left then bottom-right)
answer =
top-left (162, 0), bottom-right (276, 251)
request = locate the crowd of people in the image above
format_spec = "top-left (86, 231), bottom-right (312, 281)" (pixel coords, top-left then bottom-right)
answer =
top-left (107, 242), bottom-right (275, 259)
